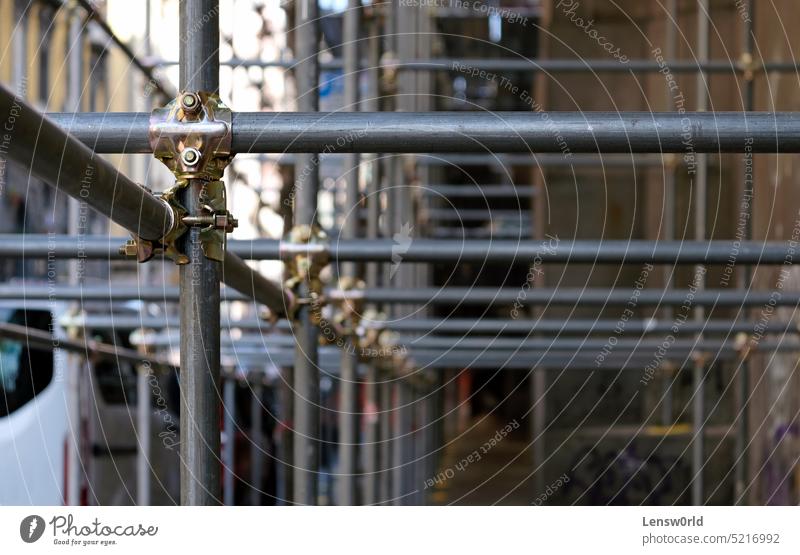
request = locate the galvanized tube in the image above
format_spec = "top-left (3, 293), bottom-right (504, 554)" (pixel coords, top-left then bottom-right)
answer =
top-left (0, 85), bottom-right (172, 241)
top-left (10, 235), bottom-right (800, 266)
top-left (45, 111), bottom-right (800, 154)
top-left (336, 0), bottom-right (360, 506)
top-left (153, 57), bottom-right (798, 74)
top-left (0, 322), bottom-right (174, 368)
top-left (735, 0), bottom-right (756, 505)
top-left (222, 378), bottom-right (236, 506)
top-left (330, 287), bottom-right (800, 307)
top-left (136, 364), bottom-right (152, 506)
top-left (692, 0), bottom-right (710, 506)
top-left (361, 7), bottom-right (382, 506)
top-left (221, 252), bottom-right (292, 317)
top-left (178, 0), bottom-right (222, 506)
top-left (62, 314), bottom-right (800, 336)
top-left (226, 348), bottom-right (744, 369)
top-left (8, 283), bottom-right (800, 308)
top-left (250, 382), bottom-right (264, 505)
top-left (292, 0), bottom-right (322, 506)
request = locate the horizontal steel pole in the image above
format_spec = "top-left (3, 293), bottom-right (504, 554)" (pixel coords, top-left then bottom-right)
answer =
top-left (1, 84), bottom-right (171, 241)
top-left (64, 314), bottom-right (799, 336)
top-left (422, 185), bottom-right (536, 198)
top-left (400, 337), bottom-right (799, 352)
top-left (163, 332), bottom-right (799, 353)
top-left (223, 348), bottom-right (739, 369)
top-left (154, 57), bottom-right (797, 74)
top-left (7, 284), bottom-right (800, 307)
top-left (47, 111), bottom-right (800, 153)
top-left (415, 153), bottom-right (673, 167)
top-left (370, 318), bottom-right (799, 335)
top-left (0, 322), bottom-right (174, 369)
top-left (422, 209), bottom-right (530, 222)
top-left (9, 235), bottom-right (799, 265)
top-left (333, 288), bottom-right (800, 307)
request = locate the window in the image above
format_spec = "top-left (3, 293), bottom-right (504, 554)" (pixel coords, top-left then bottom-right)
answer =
top-left (0, 309), bottom-right (54, 417)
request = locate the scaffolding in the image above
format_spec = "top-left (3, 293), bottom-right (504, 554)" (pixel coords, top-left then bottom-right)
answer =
top-left (0, 0), bottom-right (793, 506)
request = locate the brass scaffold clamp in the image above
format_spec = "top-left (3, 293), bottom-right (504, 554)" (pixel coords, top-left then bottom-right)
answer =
top-left (120, 91), bottom-right (237, 264)
top-left (283, 225), bottom-right (331, 322)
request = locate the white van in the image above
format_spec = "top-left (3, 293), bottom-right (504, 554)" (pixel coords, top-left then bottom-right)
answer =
top-left (0, 300), bottom-right (180, 505)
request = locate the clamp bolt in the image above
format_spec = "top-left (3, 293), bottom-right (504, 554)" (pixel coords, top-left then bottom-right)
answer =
top-left (180, 92), bottom-right (201, 114)
top-left (119, 240), bottom-right (139, 257)
top-left (181, 147), bottom-right (201, 166)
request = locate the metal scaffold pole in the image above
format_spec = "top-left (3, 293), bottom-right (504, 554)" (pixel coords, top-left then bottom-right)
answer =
top-left (222, 377), bottom-right (236, 506)
top-left (361, 6), bottom-right (383, 506)
top-left (47, 111), bottom-right (800, 154)
top-left (735, 0), bottom-right (756, 505)
top-left (336, 0), bottom-right (360, 507)
top-left (692, 0), bottom-right (710, 507)
top-left (178, 0), bottom-right (222, 506)
top-left (293, 0), bottom-right (322, 506)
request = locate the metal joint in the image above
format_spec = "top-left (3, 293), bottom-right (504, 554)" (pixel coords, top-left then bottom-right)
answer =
top-left (284, 225), bottom-right (331, 305)
top-left (119, 183), bottom-right (188, 264)
top-left (147, 92), bottom-right (238, 262)
top-left (739, 52), bottom-right (761, 82)
top-left (336, 276), bottom-right (366, 332)
top-left (150, 91), bottom-right (234, 180)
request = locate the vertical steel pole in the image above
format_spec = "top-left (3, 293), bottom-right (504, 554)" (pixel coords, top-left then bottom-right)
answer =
top-left (735, 0), bottom-right (755, 504)
top-left (336, 0), bottom-right (360, 506)
top-left (660, 0), bottom-right (678, 428)
top-left (250, 380), bottom-right (264, 505)
top-left (277, 371), bottom-right (293, 504)
top-left (136, 365), bottom-right (152, 506)
top-left (65, 5), bottom-right (84, 507)
top-left (378, 376), bottom-right (392, 504)
top-left (293, 0), bottom-right (321, 505)
top-left (363, 364), bottom-right (379, 505)
top-left (178, 0), bottom-right (222, 506)
top-left (392, 380), bottom-right (413, 505)
top-left (361, 7), bottom-right (384, 507)
top-left (223, 377), bottom-right (236, 506)
top-left (692, 0), bottom-right (710, 507)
